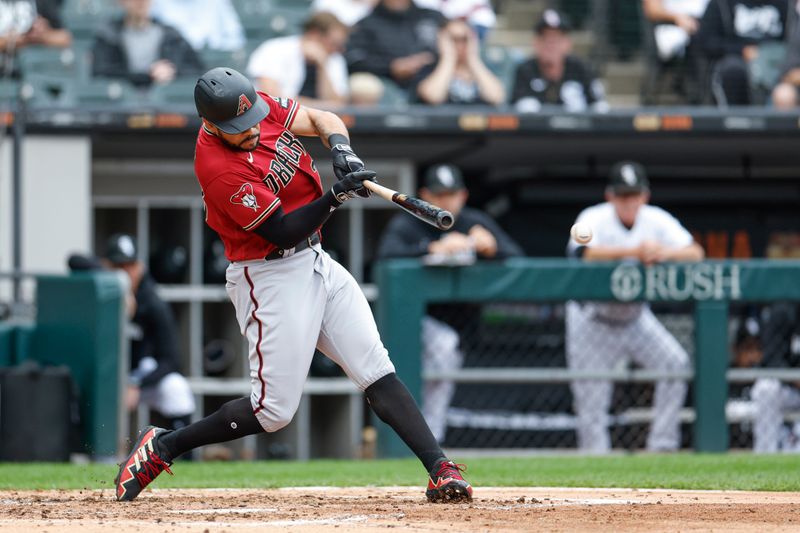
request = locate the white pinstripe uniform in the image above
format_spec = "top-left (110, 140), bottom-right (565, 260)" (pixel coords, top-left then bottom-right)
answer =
top-left (566, 202), bottom-right (693, 452)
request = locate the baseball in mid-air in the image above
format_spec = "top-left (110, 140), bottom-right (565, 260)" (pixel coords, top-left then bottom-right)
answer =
top-left (570, 222), bottom-right (593, 245)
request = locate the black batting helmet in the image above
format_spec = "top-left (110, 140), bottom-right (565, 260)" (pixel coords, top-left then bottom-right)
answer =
top-left (194, 67), bottom-right (269, 134)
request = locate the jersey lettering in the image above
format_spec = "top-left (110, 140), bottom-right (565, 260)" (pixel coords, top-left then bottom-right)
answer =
top-left (260, 131), bottom-right (306, 194)
top-left (269, 155), bottom-right (295, 187)
top-left (270, 96), bottom-right (290, 109)
top-left (276, 131), bottom-right (305, 164)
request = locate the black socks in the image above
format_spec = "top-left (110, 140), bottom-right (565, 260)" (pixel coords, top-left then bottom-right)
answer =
top-left (157, 374), bottom-right (446, 474)
top-left (365, 373), bottom-right (446, 473)
top-left (158, 397), bottom-right (263, 461)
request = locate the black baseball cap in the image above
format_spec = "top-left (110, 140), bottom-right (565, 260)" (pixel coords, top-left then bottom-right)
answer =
top-left (535, 9), bottom-right (572, 34)
top-left (422, 164), bottom-right (465, 193)
top-left (194, 67), bottom-right (269, 134)
top-left (608, 161), bottom-right (650, 194)
top-left (105, 233), bottom-right (138, 265)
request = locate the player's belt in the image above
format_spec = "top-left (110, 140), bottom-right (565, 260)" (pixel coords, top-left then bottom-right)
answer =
top-left (264, 232), bottom-right (321, 261)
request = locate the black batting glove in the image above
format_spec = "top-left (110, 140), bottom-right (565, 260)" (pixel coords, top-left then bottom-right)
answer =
top-left (329, 134), bottom-right (374, 198)
top-left (331, 169), bottom-right (377, 204)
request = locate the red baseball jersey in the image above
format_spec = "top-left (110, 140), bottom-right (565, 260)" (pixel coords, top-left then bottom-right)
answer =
top-left (195, 93), bottom-right (324, 262)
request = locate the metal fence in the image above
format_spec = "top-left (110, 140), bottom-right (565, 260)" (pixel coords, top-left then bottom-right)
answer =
top-left (423, 301), bottom-right (696, 451)
top-left (376, 259), bottom-right (800, 456)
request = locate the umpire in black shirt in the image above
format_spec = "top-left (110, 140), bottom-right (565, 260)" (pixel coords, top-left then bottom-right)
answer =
top-left (376, 164), bottom-right (523, 443)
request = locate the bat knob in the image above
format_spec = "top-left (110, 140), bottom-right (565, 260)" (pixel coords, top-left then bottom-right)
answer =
top-left (437, 211), bottom-right (454, 230)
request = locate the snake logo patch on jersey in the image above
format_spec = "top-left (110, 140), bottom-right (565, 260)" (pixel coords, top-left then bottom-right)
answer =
top-left (230, 183), bottom-right (260, 211)
top-left (237, 94), bottom-right (252, 116)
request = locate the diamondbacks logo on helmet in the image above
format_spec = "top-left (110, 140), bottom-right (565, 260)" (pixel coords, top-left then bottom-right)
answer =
top-left (230, 183), bottom-right (260, 211)
top-left (237, 94), bottom-right (252, 116)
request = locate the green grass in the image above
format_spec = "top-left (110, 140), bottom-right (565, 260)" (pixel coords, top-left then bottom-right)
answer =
top-left (1, 454), bottom-right (799, 492)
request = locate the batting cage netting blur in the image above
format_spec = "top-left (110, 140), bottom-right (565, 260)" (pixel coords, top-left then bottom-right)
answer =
top-left (419, 300), bottom-right (800, 453)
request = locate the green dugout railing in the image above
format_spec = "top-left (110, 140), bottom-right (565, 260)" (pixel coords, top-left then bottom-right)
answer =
top-left (375, 259), bottom-right (800, 457)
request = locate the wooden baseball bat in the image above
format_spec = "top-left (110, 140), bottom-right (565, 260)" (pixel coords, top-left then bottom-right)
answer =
top-left (362, 180), bottom-right (454, 230)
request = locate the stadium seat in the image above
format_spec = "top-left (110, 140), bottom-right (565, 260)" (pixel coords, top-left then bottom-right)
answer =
top-left (232, 0), bottom-right (278, 41)
top-left (481, 45), bottom-right (518, 95)
top-left (199, 48), bottom-right (249, 73)
top-left (61, 78), bottom-right (139, 106)
top-left (147, 78), bottom-right (198, 106)
top-left (62, 0), bottom-right (121, 40)
top-left (5, 76), bottom-right (64, 106)
top-left (266, 7), bottom-right (307, 37)
top-left (0, 80), bottom-right (21, 103)
top-left (16, 45), bottom-right (90, 81)
top-left (379, 78), bottom-right (410, 108)
top-left (272, 0), bottom-right (312, 8)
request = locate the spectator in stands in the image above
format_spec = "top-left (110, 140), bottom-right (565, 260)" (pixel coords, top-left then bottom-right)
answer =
top-left (377, 164), bottom-right (524, 443)
top-left (149, 0), bottom-right (245, 52)
top-left (92, 0), bottom-right (204, 87)
top-left (511, 9), bottom-right (608, 113)
top-left (738, 305), bottom-right (800, 452)
top-left (0, 0), bottom-right (72, 74)
top-left (67, 234), bottom-right (196, 439)
top-left (566, 162), bottom-right (704, 453)
top-left (346, 0), bottom-right (445, 91)
top-left (312, 0), bottom-right (379, 28)
top-left (697, 0), bottom-right (791, 106)
top-left (641, 0), bottom-right (710, 104)
top-left (414, 0), bottom-right (496, 40)
top-left (643, 0), bottom-right (709, 62)
top-left (416, 18), bottom-right (505, 105)
top-left (247, 12), bottom-right (349, 108)
top-left (771, 23), bottom-right (800, 108)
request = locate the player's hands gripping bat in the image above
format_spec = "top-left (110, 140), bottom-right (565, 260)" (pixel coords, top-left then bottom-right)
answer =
top-left (331, 170), bottom-right (378, 204)
top-left (330, 136), bottom-right (373, 198)
top-left (362, 180), bottom-right (454, 230)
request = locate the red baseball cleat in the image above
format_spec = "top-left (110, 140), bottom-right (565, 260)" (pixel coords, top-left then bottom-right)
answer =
top-left (426, 460), bottom-right (473, 503)
top-left (115, 426), bottom-right (173, 501)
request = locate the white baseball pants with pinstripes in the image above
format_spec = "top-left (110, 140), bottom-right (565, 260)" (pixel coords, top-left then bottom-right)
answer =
top-left (225, 244), bottom-right (395, 432)
top-left (565, 301), bottom-right (690, 453)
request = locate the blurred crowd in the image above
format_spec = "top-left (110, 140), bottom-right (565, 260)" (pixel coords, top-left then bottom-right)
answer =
top-left (2, 0), bottom-right (800, 109)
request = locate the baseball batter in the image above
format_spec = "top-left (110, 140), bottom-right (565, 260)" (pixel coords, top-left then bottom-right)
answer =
top-left (114, 67), bottom-right (471, 503)
top-left (565, 161), bottom-right (704, 453)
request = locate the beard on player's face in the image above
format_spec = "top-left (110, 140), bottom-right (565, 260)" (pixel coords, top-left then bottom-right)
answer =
top-left (212, 123), bottom-right (260, 152)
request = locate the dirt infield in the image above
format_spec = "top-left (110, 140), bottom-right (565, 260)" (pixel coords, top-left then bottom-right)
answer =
top-left (1, 487), bottom-right (798, 532)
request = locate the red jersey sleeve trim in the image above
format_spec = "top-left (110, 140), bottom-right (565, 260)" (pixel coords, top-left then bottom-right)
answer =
top-left (243, 198), bottom-right (281, 231)
top-left (283, 100), bottom-right (299, 129)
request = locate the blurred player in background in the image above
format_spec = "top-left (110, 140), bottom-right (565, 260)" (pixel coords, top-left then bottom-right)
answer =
top-left (566, 161), bottom-right (704, 453)
top-left (733, 305), bottom-right (800, 452)
top-left (104, 234), bottom-right (196, 434)
top-left (377, 164), bottom-right (523, 442)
